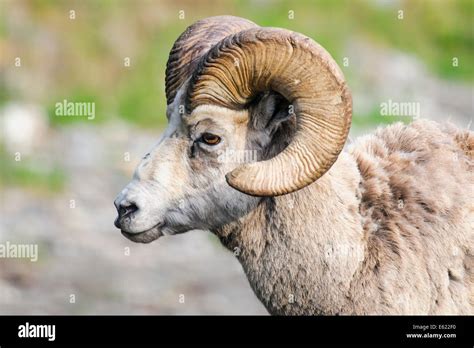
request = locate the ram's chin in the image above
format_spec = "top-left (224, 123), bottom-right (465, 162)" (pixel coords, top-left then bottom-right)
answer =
top-left (121, 224), bottom-right (164, 243)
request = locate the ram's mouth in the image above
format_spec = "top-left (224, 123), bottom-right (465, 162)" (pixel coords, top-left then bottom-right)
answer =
top-left (121, 222), bottom-right (165, 243)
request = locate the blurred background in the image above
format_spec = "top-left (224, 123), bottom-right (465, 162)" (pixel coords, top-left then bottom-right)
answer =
top-left (0, 0), bottom-right (472, 314)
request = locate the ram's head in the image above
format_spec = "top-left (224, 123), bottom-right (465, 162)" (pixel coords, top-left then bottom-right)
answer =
top-left (114, 16), bottom-right (351, 243)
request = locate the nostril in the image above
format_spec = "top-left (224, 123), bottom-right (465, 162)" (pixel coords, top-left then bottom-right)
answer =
top-left (119, 202), bottom-right (139, 218)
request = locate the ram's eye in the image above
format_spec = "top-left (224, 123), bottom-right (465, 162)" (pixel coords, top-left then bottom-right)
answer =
top-left (200, 133), bottom-right (221, 145)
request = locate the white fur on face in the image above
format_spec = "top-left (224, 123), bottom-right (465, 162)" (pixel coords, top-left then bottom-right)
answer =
top-left (114, 89), bottom-right (190, 238)
top-left (114, 87), bottom-right (258, 243)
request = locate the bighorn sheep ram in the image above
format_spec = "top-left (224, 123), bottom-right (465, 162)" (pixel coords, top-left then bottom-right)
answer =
top-left (114, 16), bottom-right (473, 315)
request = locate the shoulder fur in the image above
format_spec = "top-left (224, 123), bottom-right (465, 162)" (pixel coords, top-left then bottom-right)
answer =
top-left (347, 120), bottom-right (473, 314)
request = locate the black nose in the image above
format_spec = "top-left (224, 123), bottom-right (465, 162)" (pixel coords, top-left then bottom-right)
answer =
top-left (114, 201), bottom-right (139, 228)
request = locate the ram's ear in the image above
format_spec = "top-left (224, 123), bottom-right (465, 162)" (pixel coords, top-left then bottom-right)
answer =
top-left (249, 92), bottom-right (292, 135)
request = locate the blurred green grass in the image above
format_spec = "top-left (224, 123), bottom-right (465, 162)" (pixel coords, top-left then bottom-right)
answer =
top-left (351, 107), bottom-right (411, 129)
top-left (0, 146), bottom-right (66, 192)
top-left (1, 0), bottom-right (472, 128)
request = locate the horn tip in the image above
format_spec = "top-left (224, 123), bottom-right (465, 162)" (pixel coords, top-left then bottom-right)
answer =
top-left (225, 169), bottom-right (262, 197)
top-left (225, 169), bottom-right (244, 190)
top-left (226, 168), bottom-right (285, 197)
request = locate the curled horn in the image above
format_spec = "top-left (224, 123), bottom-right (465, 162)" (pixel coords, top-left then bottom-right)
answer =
top-left (187, 27), bottom-right (352, 196)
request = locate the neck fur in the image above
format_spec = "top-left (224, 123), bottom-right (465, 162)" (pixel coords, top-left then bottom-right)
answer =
top-left (215, 153), bottom-right (366, 314)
